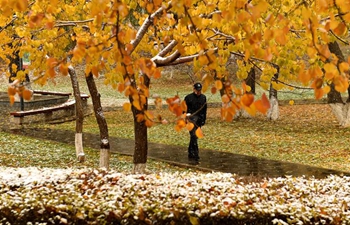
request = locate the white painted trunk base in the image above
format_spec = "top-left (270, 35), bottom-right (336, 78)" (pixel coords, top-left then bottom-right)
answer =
top-left (99, 149), bottom-right (110, 170)
top-left (329, 103), bottom-right (350, 127)
top-left (267, 97), bottom-right (279, 121)
top-left (234, 109), bottom-right (252, 119)
top-left (133, 163), bottom-right (149, 174)
top-left (75, 133), bottom-right (85, 163)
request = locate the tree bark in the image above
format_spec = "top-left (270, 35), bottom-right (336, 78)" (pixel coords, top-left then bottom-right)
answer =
top-left (85, 72), bottom-right (111, 169)
top-left (245, 67), bottom-right (256, 95)
top-left (267, 66), bottom-right (279, 120)
top-left (327, 41), bottom-right (350, 127)
top-left (131, 74), bottom-right (150, 174)
top-left (68, 66), bottom-right (85, 162)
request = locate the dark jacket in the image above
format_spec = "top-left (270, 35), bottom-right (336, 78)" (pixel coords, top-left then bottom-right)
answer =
top-left (184, 92), bottom-right (207, 126)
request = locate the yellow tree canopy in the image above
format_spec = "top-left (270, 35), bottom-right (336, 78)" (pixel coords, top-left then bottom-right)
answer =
top-left (1, 0), bottom-right (350, 123)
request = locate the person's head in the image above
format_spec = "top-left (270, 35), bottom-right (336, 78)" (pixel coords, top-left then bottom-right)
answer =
top-left (193, 82), bottom-right (202, 96)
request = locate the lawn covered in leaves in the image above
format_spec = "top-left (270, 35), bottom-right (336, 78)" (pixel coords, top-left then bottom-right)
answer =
top-left (41, 102), bottom-right (350, 173)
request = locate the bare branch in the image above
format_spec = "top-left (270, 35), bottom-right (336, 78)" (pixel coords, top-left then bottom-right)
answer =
top-left (152, 50), bottom-right (181, 65)
top-left (130, 2), bottom-right (172, 54)
top-left (157, 40), bottom-right (178, 57)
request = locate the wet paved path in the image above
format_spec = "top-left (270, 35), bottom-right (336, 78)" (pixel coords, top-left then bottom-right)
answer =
top-left (8, 127), bottom-right (350, 179)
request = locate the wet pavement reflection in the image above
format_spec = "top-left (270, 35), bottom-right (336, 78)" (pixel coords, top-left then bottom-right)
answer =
top-left (8, 127), bottom-right (350, 179)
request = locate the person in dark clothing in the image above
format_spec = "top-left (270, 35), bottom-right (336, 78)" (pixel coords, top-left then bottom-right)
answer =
top-left (184, 82), bottom-right (207, 163)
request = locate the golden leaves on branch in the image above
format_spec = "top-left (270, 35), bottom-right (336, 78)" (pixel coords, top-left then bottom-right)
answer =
top-left (138, 58), bottom-right (161, 79)
top-left (311, 78), bottom-right (325, 99)
top-left (220, 82), bottom-right (271, 121)
top-left (254, 93), bottom-right (270, 115)
top-left (46, 57), bottom-right (58, 78)
top-left (166, 95), bottom-right (184, 117)
top-left (7, 84), bottom-right (33, 106)
top-left (175, 119), bottom-right (186, 132)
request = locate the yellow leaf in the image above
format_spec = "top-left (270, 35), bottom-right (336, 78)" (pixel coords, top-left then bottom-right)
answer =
top-left (244, 104), bottom-right (257, 116)
top-left (118, 3), bottom-right (129, 17)
top-left (123, 102), bottom-right (131, 111)
top-left (9, 95), bottom-right (15, 106)
top-left (307, 47), bottom-right (317, 58)
top-left (22, 89), bottom-right (33, 101)
top-left (314, 88), bottom-right (324, 99)
top-left (241, 94), bottom-right (254, 107)
top-left (186, 122), bottom-right (194, 131)
top-left (117, 83), bottom-right (125, 93)
top-left (311, 77), bottom-right (323, 89)
top-left (195, 127), bottom-right (204, 138)
top-left (215, 80), bottom-right (223, 90)
top-left (333, 22), bottom-right (347, 36)
top-left (59, 63), bottom-right (69, 76)
top-left (91, 66), bottom-right (99, 77)
top-left (254, 93), bottom-right (270, 114)
top-left (339, 62), bottom-right (349, 73)
top-left (47, 68), bottom-right (56, 78)
top-left (323, 85), bottom-right (330, 94)
top-left (8, 86), bottom-right (16, 96)
top-left (136, 114), bottom-right (144, 122)
top-left (198, 55), bottom-right (209, 66)
top-left (153, 69), bottom-right (161, 79)
top-left (15, 0), bottom-right (28, 11)
top-left (222, 94), bottom-right (230, 103)
top-left (274, 29), bottom-right (288, 45)
top-left (181, 100), bottom-right (187, 112)
top-left (334, 76), bottom-right (349, 93)
top-left (236, 11), bottom-right (250, 23)
top-left (144, 110), bottom-right (154, 120)
top-left (145, 119), bottom-right (153, 127)
top-left (211, 86), bottom-right (217, 94)
top-left (343, 12), bottom-right (350, 22)
top-left (132, 100), bottom-right (142, 110)
top-left (146, 3), bottom-right (153, 13)
top-left (46, 57), bottom-right (58, 69)
top-left (289, 100), bottom-right (294, 105)
top-left (175, 119), bottom-right (186, 132)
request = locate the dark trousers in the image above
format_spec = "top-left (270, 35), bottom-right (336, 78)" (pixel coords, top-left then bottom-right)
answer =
top-left (188, 126), bottom-right (200, 160)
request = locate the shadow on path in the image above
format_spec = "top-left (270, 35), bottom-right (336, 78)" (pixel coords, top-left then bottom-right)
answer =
top-left (8, 127), bottom-right (350, 179)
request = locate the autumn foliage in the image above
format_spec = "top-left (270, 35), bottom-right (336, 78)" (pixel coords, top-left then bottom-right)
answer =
top-left (1, 0), bottom-right (350, 129)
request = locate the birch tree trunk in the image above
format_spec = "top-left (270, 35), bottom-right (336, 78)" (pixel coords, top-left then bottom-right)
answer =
top-left (327, 41), bottom-right (350, 127)
top-left (267, 67), bottom-right (280, 121)
top-left (68, 66), bottom-right (85, 162)
top-left (85, 72), bottom-right (111, 169)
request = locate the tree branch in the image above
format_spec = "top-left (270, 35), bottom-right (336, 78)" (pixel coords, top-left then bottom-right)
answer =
top-left (130, 2), bottom-right (172, 55)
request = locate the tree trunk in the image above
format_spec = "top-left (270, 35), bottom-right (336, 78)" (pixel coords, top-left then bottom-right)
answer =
top-left (245, 67), bottom-right (256, 95)
top-left (85, 72), bottom-right (111, 169)
top-left (267, 66), bottom-right (279, 120)
top-left (68, 66), bottom-right (85, 162)
top-left (8, 49), bottom-right (31, 105)
top-left (234, 66), bottom-right (256, 119)
top-left (327, 41), bottom-right (350, 127)
top-left (131, 74), bottom-right (150, 174)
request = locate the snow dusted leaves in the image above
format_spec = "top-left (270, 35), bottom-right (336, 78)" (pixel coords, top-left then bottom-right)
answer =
top-left (0, 167), bottom-right (350, 223)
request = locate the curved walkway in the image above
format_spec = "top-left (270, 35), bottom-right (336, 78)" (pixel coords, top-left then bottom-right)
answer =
top-left (8, 127), bottom-right (350, 179)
